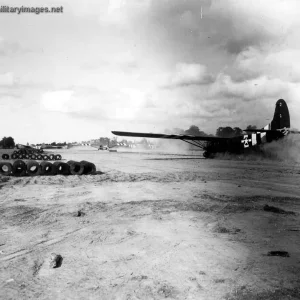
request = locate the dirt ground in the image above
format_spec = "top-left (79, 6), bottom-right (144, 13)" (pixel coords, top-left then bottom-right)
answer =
top-left (0, 147), bottom-right (300, 300)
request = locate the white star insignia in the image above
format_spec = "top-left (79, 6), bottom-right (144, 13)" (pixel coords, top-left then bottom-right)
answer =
top-left (241, 135), bottom-right (251, 148)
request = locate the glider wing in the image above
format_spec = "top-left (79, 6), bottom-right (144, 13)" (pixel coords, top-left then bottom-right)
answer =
top-left (111, 131), bottom-right (229, 141)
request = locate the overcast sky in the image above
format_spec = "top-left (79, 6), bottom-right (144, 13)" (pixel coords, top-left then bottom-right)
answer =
top-left (1, 0), bottom-right (300, 144)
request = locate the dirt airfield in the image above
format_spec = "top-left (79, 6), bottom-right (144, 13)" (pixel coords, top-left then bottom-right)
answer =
top-left (0, 146), bottom-right (300, 300)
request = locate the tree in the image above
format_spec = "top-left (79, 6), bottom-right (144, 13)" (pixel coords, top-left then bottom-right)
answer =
top-left (184, 125), bottom-right (207, 136)
top-left (216, 127), bottom-right (233, 137)
top-left (140, 138), bottom-right (148, 145)
top-left (99, 137), bottom-right (110, 146)
top-left (0, 136), bottom-right (15, 148)
top-left (245, 125), bottom-right (257, 134)
top-left (233, 127), bottom-right (243, 136)
top-left (109, 137), bottom-right (118, 147)
top-left (216, 127), bottom-right (243, 138)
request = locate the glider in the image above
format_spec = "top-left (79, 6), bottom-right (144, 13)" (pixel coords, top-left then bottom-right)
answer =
top-left (112, 99), bottom-right (300, 158)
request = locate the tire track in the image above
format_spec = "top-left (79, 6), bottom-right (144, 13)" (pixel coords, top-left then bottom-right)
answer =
top-left (0, 227), bottom-right (87, 262)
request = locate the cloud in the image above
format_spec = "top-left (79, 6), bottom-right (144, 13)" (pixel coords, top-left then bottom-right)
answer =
top-left (232, 47), bottom-right (300, 82)
top-left (212, 0), bottom-right (300, 53)
top-left (0, 37), bottom-right (30, 56)
top-left (40, 87), bottom-right (152, 121)
top-left (208, 74), bottom-right (288, 101)
top-left (115, 0), bottom-right (300, 70)
top-left (0, 72), bottom-right (15, 86)
top-left (103, 0), bottom-right (150, 24)
top-left (162, 63), bottom-right (213, 88)
top-left (40, 85), bottom-right (220, 131)
top-left (41, 90), bottom-right (75, 112)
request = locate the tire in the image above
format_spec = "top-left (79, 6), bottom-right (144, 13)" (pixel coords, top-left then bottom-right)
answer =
top-left (12, 160), bottom-right (27, 177)
top-left (43, 155), bottom-right (50, 161)
top-left (18, 154), bottom-right (25, 160)
top-left (37, 154), bottom-right (43, 160)
top-left (26, 161), bottom-right (41, 176)
top-left (54, 154), bottom-right (62, 160)
top-left (31, 154), bottom-right (37, 160)
top-left (49, 154), bottom-right (55, 160)
top-left (67, 160), bottom-right (84, 175)
top-left (80, 160), bottom-right (96, 175)
top-left (24, 154), bottom-right (30, 160)
top-left (40, 161), bottom-right (57, 176)
top-left (0, 162), bottom-right (12, 175)
top-left (53, 162), bottom-right (70, 175)
top-left (1, 154), bottom-right (9, 160)
top-left (19, 149), bottom-right (26, 155)
top-left (11, 153), bottom-right (18, 160)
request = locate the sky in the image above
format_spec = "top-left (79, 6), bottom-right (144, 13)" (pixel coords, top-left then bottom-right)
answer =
top-left (1, 0), bottom-right (300, 144)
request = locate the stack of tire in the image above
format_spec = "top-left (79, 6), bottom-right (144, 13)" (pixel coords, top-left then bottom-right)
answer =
top-left (2, 149), bottom-right (62, 161)
top-left (0, 160), bottom-right (96, 177)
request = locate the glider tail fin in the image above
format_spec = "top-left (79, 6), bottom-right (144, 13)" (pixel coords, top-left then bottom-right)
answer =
top-left (271, 99), bottom-right (290, 130)
top-left (259, 99), bottom-right (291, 142)
top-left (263, 99), bottom-right (290, 130)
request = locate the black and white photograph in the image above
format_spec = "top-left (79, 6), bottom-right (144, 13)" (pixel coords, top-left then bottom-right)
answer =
top-left (0, 0), bottom-right (300, 299)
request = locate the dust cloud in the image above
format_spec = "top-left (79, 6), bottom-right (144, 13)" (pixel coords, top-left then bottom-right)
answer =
top-left (118, 139), bottom-right (197, 155)
top-left (261, 133), bottom-right (300, 162)
top-left (216, 133), bottom-right (300, 163)
top-left (155, 139), bottom-right (194, 154)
